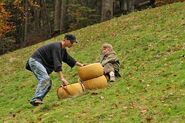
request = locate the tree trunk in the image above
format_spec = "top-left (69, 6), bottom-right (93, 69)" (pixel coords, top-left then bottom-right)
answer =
top-left (24, 0), bottom-right (28, 46)
top-left (128, 0), bottom-right (134, 11)
top-left (120, 0), bottom-right (134, 13)
top-left (101, 0), bottom-right (114, 21)
top-left (33, 7), bottom-right (40, 31)
top-left (96, 0), bottom-right (102, 15)
top-left (54, 0), bottom-right (61, 32)
top-left (123, 0), bottom-right (128, 11)
top-left (60, 0), bottom-right (67, 33)
top-left (42, 0), bottom-right (52, 37)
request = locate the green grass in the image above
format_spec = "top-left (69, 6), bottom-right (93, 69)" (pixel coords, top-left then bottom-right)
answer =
top-left (1, 2), bottom-right (185, 122)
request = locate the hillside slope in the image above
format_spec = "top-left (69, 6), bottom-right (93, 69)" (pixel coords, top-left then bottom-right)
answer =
top-left (0, 2), bottom-right (185, 122)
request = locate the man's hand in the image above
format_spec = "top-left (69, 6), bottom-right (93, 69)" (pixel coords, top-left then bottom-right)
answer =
top-left (76, 62), bottom-right (85, 67)
top-left (61, 78), bottom-right (69, 86)
top-left (57, 71), bottom-right (69, 87)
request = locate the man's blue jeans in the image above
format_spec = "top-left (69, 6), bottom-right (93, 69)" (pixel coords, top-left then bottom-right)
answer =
top-left (28, 58), bottom-right (52, 102)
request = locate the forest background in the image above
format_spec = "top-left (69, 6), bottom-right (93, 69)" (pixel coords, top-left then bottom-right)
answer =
top-left (0, 0), bottom-right (184, 55)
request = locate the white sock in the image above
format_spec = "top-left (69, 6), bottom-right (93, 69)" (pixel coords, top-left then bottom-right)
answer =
top-left (109, 71), bottom-right (115, 77)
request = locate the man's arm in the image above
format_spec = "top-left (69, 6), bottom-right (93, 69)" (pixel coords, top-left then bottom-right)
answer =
top-left (76, 62), bottom-right (84, 67)
top-left (63, 49), bottom-right (84, 68)
top-left (57, 71), bottom-right (69, 86)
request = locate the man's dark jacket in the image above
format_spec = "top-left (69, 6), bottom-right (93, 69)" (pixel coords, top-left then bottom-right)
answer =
top-left (26, 42), bottom-right (76, 74)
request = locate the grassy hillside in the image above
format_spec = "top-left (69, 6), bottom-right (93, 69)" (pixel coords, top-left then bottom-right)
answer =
top-left (1, 2), bottom-right (185, 122)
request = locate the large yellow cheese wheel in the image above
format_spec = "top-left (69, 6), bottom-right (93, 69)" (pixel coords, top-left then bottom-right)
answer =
top-left (78, 63), bottom-right (104, 81)
top-left (57, 83), bottom-right (85, 99)
top-left (82, 75), bottom-right (108, 90)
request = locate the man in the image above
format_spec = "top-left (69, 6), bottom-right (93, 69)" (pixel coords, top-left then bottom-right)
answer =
top-left (26, 34), bottom-right (84, 106)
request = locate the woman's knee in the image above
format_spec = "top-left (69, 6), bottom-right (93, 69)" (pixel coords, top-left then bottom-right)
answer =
top-left (104, 63), bottom-right (114, 74)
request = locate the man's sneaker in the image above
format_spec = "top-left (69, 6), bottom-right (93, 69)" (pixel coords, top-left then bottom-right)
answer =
top-left (30, 99), bottom-right (43, 106)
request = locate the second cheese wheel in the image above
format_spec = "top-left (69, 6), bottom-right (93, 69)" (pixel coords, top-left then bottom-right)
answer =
top-left (78, 63), bottom-right (104, 81)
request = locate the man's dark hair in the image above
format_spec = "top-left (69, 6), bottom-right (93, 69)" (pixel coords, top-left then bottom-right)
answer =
top-left (64, 34), bottom-right (78, 43)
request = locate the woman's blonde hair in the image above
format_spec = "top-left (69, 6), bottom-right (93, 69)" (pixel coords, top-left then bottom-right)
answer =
top-left (102, 43), bottom-right (113, 50)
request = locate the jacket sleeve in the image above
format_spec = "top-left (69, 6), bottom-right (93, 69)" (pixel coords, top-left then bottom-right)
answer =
top-left (63, 49), bottom-right (76, 68)
top-left (101, 53), bottom-right (118, 66)
top-left (52, 48), bottom-right (62, 72)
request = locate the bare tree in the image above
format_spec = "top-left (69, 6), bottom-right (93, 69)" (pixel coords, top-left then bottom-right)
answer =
top-left (120, 0), bottom-right (134, 13)
top-left (60, 0), bottom-right (67, 33)
top-left (101, 0), bottom-right (114, 21)
top-left (24, 0), bottom-right (28, 46)
top-left (53, 0), bottom-right (67, 36)
top-left (54, 0), bottom-right (61, 33)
